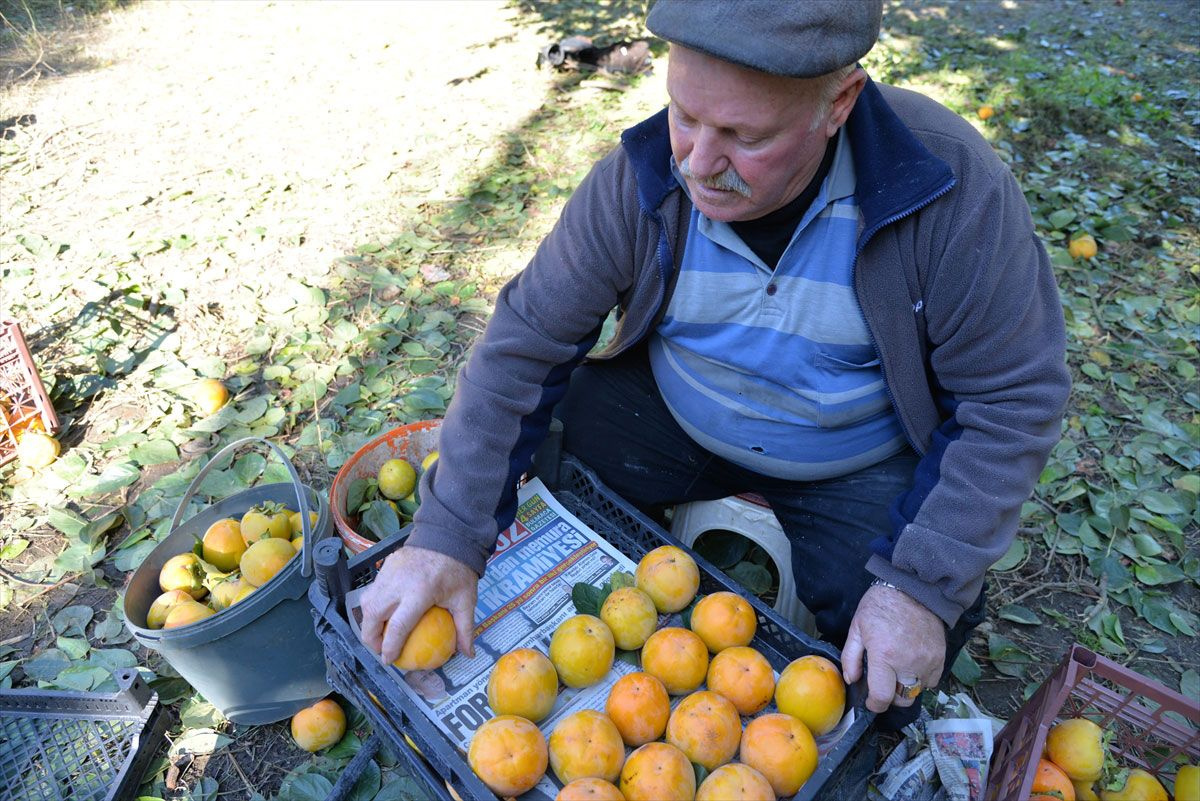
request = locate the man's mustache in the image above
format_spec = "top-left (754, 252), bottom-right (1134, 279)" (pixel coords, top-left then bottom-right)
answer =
top-left (679, 156), bottom-right (752, 198)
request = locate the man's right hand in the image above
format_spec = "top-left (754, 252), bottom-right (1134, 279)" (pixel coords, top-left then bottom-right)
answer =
top-left (358, 544), bottom-right (479, 666)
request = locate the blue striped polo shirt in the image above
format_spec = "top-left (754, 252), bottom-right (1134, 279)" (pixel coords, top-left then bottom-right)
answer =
top-left (648, 128), bottom-right (907, 480)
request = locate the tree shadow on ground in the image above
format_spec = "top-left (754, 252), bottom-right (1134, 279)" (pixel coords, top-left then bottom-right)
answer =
top-left (510, 0), bottom-right (651, 44)
top-left (0, 0), bottom-right (130, 87)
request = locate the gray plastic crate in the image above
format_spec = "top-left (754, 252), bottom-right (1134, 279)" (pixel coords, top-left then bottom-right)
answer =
top-left (0, 668), bottom-right (167, 801)
top-left (310, 454), bottom-right (875, 801)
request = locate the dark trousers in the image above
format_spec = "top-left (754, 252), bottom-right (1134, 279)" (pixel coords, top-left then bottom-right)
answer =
top-left (557, 345), bottom-right (984, 729)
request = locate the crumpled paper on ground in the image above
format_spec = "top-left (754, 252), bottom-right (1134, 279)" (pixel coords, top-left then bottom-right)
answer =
top-left (868, 692), bottom-right (1006, 801)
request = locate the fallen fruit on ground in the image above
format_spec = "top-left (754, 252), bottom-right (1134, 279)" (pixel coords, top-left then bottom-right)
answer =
top-left (640, 626), bottom-right (708, 695)
top-left (549, 709), bottom-right (625, 785)
top-left (739, 713), bottom-right (819, 797)
top-left (240, 536), bottom-right (296, 586)
top-left (159, 552), bottom-right (208, 599)
top-left (977, 104), bottom-right (995, 120)
top-left (550, 614), bottom-right (615, 688)
top-left (378, 457), bottom-right (417, 500)
top-left (487, 647), bottom-right (559, 722)
top-left (1045, 718), bottom-right (1105, 782)
top-left (696, 762), bottom-right (775, 801)
top-left (666, 690), bottom-right (742, 771)
top-left (392, 605), bottom-right (456, 671)
top-left (690, 590), bottom-right (756, 652)
top-left (555, 777), bottom-right (625, 801)
top-left (17, 431), bottom-right (59, 468)
top-left (600, 586), bottom-right (658, 650)
top-left (468, 714), bottom-right (548, 797)
top-left (145, 589), bottom-right (195, 629)
top-left (1030, 758), bottom-right (1076, 801)
top-left (1099, 769), bottom-right (1166, 801)
top-left (635, 545), bottom-right (699, 613)
top-left (606, 671), bottom-right (670, 746)
top-left (191, 378), bottom-right (229, 415)
top-left (619, 741), bottom-right (696, 801)
top-left (290, 698), bottom-right (346, 752)
top-left (774, 654), bottom-right (846, 736)
top-left (707, 645), bottom-right (775, 715)
top-left (202, 517), bottom-right (245, 571)
top-left (163, 600), bottom-right (216, 628)
top-left (1068, 233), bottom-right (1098, 260)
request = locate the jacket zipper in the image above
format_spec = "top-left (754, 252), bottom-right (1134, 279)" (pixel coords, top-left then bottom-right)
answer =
top-left (852, 177), bottom-right (957, 456)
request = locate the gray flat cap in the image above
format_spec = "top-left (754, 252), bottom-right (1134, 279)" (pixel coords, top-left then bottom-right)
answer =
top-left (646, 0), bottom-right (883, 78)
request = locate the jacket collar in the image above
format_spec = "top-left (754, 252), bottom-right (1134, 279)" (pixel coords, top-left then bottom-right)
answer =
top-left (619, 77), bottom-right (955, 238)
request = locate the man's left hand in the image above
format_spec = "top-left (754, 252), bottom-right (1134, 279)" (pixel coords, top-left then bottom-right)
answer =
top-left (841, 583), bottom-right (946, 713)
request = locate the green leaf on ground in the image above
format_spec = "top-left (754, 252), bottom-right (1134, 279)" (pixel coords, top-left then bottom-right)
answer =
top-left (347, 759), bottom-right (382, 801)
top-left (988, 633), bottom-right (1033, 679)
top-left (169, 728), bottom-right (232, 757)
top-left (951, 649), bottom-right (982, 686)
top-left (1181, 669), bottom-right (1199, 702)
top-left (280, 773), bottom-right (334, 801)
top-left (130, 440), bottom-right (179, 466)
top-left (70, 461), bottom-right (141, 497)
top-left (998, 604), bottom-right (1042, 625)
top-left (371, 777), bottom-right (429, 801)
top-left (991, 540), bottom-right (1026, 572)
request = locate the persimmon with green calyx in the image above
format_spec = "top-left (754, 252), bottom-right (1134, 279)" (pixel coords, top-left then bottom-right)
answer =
top-left (241, 502), bottom-right (292, 544)
top-left (1100, 769), bottom-right (1166, 801)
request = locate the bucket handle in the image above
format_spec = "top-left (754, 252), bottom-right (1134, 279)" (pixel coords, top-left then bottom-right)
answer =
top-left (171, 436), bottom-right (318, 578)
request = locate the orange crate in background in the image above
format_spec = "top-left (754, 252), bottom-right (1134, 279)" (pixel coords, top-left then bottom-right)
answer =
top-left (0, 319), bottom-right (59, 466)
top-left (987, 644), bottom-right (1200, 800)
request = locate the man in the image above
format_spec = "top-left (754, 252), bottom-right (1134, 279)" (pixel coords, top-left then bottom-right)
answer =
top-left (360, 1), bottom-right (1069, 728)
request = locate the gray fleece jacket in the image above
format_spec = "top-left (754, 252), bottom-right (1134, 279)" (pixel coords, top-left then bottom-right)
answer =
top-left (407, 80), bottom-right (1071, 627)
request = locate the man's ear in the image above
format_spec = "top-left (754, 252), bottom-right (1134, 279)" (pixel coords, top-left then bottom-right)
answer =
top-left (825, 67), bottom-right (868, 137)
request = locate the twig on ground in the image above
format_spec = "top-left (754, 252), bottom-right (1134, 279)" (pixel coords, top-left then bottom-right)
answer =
top-left (227, 750), bottom-right (257, 796)
top-left (1080, 572), bottom-right (1110, 626)
top-left (1008, 579), bottom-right (1099, 606)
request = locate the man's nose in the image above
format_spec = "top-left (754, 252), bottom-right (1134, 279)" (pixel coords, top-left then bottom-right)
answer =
top-left (687, 127), bottom-right (728, 178)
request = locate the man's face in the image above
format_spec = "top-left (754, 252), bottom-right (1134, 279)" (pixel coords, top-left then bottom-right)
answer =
top-left (666, 45), bottom-right (837, 223)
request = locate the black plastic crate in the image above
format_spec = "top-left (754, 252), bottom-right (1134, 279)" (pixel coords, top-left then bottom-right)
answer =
top-left (310, 455), bottom-right (874, 801)
top-left (0, 668), bottom-right (168, 801)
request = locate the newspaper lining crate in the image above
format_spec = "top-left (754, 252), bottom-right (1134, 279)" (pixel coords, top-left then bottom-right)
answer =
top-left (987, 643), bottom-right (1200, 801)
top-left (0, 319), bottom-right (59, 466)
top-left (310, 454), bottom-right (874, 801)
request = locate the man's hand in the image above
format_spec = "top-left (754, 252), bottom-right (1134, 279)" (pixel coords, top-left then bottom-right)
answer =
top-left (358, 545), bottom-right (479, 666)
top-left (841, 583), bottom-right (945, 713)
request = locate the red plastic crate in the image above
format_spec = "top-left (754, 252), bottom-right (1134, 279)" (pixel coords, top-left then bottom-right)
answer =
top-left (987, 644), bottom-right (1200, 800)
top-left (0, 319), bottom-right (59, 466)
